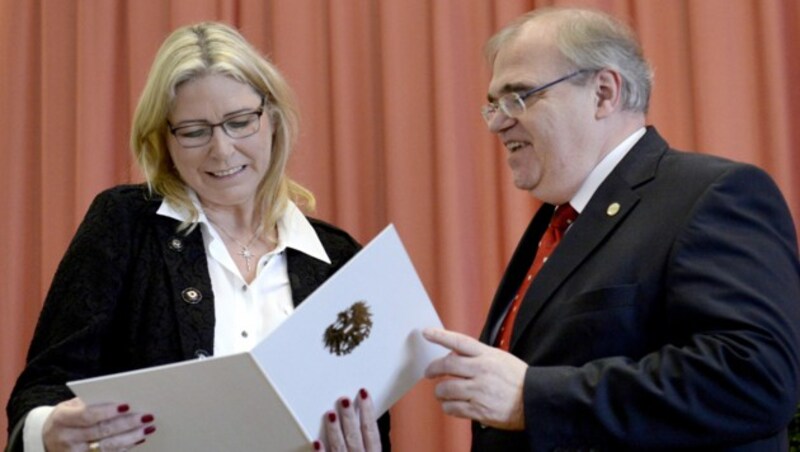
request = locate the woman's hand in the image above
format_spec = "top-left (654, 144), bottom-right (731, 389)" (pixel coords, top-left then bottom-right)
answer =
top-left (314, 388), bottom-right (381, 452)
top-left (43, 397), bottom-right (156, 451)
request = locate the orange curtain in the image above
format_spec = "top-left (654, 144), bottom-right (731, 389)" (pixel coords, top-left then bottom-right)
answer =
top-left (2, 0), bottom-right (799, 450)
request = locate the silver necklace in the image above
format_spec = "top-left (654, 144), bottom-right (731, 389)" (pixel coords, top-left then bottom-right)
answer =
top-left (211, 221), bottom-right (262, 273)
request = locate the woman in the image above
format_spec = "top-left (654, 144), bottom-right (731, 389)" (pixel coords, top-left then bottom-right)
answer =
top-left (6, 22), bottom-right (388, 452)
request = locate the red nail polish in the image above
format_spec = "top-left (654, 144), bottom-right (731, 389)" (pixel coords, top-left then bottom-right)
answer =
top-left (327, 412), bottom-right (336, 422)
top-left (141, 414), bottom-right (154, 423)
top-left (313, 440), bottom-right (321, 450)
top-left (359, 388), bottom-right (368, 400)
top-left (117, 404), bottom-right (130, 413)
top-left (341, 398), bottom-right (350, 409)
top-left (144, 425), bottom-right (157, 435)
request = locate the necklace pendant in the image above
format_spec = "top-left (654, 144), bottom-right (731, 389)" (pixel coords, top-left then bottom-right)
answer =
top-left (239, 247), bottom-right (255, 272)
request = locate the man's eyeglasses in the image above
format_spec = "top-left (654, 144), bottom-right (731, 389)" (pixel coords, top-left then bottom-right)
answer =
top-left (480, 69), bottom-right (590, 125)
top-left (168, 107), bottom-right (265, 148)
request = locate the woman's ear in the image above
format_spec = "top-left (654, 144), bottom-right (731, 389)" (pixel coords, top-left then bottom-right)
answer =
top-left (594, 68), bottom-right (623, 119)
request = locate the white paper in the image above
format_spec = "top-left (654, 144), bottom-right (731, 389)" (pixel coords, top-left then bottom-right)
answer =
top-left (68, 225), bottom-right (447, 452)
top-left (69, 354), bottom-right (307, 451)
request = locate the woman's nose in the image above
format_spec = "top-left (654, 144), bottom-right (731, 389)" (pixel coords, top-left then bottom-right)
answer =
top-left (207, 127), bottom-right (237, 157)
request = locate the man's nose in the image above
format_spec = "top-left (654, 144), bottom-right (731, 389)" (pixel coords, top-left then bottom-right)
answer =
top-left (487, 111), bottom-right (516, 134)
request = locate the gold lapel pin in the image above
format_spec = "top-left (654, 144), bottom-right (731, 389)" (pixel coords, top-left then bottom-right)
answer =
top-left (606, 202), bottom-right (621, 216)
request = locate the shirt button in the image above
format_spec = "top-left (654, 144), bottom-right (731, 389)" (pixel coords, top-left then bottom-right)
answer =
top-left (241, 330), bottom-right (248, 338)
top-left (241, 285), bottom-right (247, 292)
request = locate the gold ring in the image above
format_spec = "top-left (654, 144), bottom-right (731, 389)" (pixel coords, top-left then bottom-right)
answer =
top-left (88, 441), bottom-right (101, 452)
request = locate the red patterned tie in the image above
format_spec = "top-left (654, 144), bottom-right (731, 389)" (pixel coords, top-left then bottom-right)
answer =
top-left (495, 204), bottom-right (578, 351)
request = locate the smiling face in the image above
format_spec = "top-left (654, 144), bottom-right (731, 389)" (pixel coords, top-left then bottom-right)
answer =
top-left (487, 23), bottom-right (604, 205)
top-left (167, 74), bottom-right (272, 212)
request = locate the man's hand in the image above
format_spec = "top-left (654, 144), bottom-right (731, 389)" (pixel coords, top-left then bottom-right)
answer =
top-left (423, 328), bottom-right (527, 430)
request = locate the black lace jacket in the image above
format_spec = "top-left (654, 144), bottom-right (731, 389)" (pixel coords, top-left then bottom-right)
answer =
top-left (6, 184), bottom-right (390, 450)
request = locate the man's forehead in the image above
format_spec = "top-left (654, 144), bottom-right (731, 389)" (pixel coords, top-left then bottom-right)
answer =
top-left (488, 70), bottom-right (535, 100)
top-left (487, 37), bottom-right (564, 98)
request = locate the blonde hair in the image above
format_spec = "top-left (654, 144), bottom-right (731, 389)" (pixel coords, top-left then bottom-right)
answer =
top-left (485, 7), bottom-right (653, 113)
top-left (131, 21), bottom-right (314, 232)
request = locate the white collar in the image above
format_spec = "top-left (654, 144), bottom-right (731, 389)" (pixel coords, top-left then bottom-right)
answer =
top-left (156, 191), bottom-right (331, 264)
top-left (570, 127), bottom-right (646, 213)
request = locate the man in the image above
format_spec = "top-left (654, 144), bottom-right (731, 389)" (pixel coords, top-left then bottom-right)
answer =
top-left (424, 7), bottom-right (800, 451)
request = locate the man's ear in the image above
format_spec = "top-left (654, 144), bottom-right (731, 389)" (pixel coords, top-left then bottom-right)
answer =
top-left (594, 68), bottom-right (623, 119)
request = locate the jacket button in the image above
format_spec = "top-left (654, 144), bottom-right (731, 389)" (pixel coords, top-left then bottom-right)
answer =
top-left (181, 287), bottom-right (203, 304)
top-left (194, 349), bottom-right (210, 359)
top-left (168, 237), bottom-right (184, 251)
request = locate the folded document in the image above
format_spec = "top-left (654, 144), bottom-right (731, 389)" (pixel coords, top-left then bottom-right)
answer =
top-left (68, 224), bottom-right (447, 451)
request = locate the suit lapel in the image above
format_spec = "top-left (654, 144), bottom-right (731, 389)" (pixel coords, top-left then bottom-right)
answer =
top-left (480, 205), bottom-right (553, 344)
top-left (509, 178), bottom-right (640, 349)
top-left (286, 248), bottom-right (332, 307)
top-left (506, 127), bottom-right (669, 351)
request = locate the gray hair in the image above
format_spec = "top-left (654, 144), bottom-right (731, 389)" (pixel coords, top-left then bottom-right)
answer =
top-left (486, 7), bottom-right (653, 113)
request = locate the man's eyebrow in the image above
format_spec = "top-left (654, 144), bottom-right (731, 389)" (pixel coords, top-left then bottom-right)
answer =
top-left (487, 82), bottom-right (535, 102)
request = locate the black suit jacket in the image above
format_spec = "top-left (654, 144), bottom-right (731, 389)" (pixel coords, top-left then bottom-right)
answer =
top-left (6, 184), bottom-right (390, 450)
top-left (474, 127), bottom-right (800, 451)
